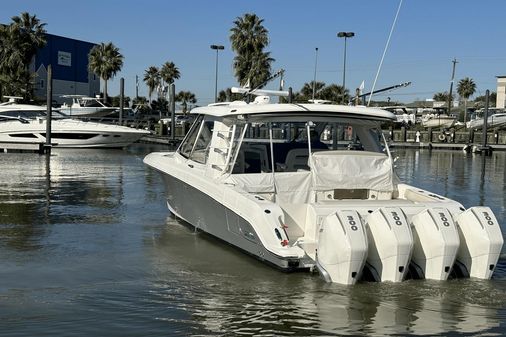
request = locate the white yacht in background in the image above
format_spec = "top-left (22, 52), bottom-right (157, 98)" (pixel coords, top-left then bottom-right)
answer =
top-left (59, 95), bottom-right (118, 117)
top-left (144, 91), bottom-right (503, 285)
top-left (0, 96), bottom-right (50, 116)
top-left (467, 110), bottom-right (506, 130)
top-left (383, 106), bottom-right (416, 126)
top-left (421, 113), bottom-right (457, 128)
top-left (0, 111), bottom-right (150, 148)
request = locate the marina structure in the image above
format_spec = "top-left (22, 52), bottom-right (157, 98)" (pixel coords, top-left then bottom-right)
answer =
top-left (31, 33), bottom-right (99, 104)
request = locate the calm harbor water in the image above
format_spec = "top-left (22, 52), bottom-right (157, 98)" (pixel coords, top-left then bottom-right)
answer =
top-left (0, 145), bottom-right (505, 336)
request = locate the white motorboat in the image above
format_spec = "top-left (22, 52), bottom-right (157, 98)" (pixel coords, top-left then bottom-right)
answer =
top-left (421, 113), bottom-right (456, 128)
top-left (0, 96), bottom-right (49, 116)
top-left (383, 106), bottom-right (416, 126)
top-left (144, 92), bottom-right (503, 285)
top-left (467, 112), bottom-right (506, 130)
top-left (0, 112), bottom-right (150, 148)
top-left (59, 95), bottom-right (118, 117)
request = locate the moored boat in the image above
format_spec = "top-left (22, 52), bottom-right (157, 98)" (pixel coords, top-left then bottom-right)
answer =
top-left (0, 111), bottom-right (150, 148)
top-left (59, 95), bottom-right (118, 117)
top-left (144, 91), bottom-right (503, 284)
top-left (467, 111), bottom-right (506, 130)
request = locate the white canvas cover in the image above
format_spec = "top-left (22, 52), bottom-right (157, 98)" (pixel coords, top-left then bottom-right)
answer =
top-left (310, 151), bottom-right (394, 192)
top-left (228, 171), bottom-right (313, 204)
top-left (227, 173), bottom-right (275, 193)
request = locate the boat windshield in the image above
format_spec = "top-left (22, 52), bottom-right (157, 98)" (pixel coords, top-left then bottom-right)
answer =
top-left (0, 109), bottom-right (68, 119)
top-left (177, 115), bottom-right (390, 175)
top-left (233, 119), bottom-right (388, 174)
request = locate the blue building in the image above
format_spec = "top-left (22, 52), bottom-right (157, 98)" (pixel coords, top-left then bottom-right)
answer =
top-left (32, 33), bottom-right (100, 103)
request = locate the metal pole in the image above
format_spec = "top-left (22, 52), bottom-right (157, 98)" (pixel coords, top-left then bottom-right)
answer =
top-left (214, 49), bottom-right (219, 102)
top-left (279, 70), bottom-right (284, 103)
top-left (170, 83), bottom-right (176, 141)
top-left (45, 64), bottom-right (52, 151)
top-left (119, 77), bottom-right (124, 125)
top-left (210, 45), bottom-right (224, 103)
top-left (338, 32), bottom-right (354, 104)
top-left (135, 75), bottom-right (139, 99)
top-left (447, 58), bottom-right (458, 115)
top-left (482, 90), bottom-right (489, 148)
top-left (312, 47), bottom-right (318, 100)
top-left (343, 37), bottom-right (347, 100)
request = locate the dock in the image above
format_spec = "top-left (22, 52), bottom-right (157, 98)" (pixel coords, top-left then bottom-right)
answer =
top-left (390, 141), bottom-right (506, 151)
top-left (0, 141), bottom-right (52, 154)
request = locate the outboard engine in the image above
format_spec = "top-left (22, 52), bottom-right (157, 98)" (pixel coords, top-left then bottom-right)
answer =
top-left (365, 207), bottom-right (414, 282)
top-left (410, 208), bottom-right (460, 280)
top-left (454, 207), bottom-right (504, 279)
top-left (316, 210), bottom-right (368, 285)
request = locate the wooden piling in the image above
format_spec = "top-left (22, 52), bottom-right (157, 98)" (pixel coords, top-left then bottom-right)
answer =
top-left (45, 64), bottom-right (52, 154)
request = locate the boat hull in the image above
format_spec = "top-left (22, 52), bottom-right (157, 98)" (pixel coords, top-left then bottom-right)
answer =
top-left (468, 114), bottom-right (506, 130)
top-left (0, 119), bottom-right (149, 148)
top-left (422, 117), bottom-right (456, 128)
top-left (158, 172), bottom-right (302, 271)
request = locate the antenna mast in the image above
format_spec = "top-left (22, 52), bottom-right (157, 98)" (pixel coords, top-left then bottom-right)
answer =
top-left (367, 0), bottom-right (403, 106)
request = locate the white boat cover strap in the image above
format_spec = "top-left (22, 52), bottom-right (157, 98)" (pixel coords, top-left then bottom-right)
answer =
top-left (310, 151), bottom-right (394, 192)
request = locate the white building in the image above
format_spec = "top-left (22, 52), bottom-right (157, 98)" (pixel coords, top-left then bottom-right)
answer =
top-left (496, 76), bottom-right (506, 109)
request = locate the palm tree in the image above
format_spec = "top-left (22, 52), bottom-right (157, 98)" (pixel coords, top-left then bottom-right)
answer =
top-left (433, 92), bottom-right (452, 102)
top-left (143, 66), bottom-right (160, 103)
top-left (217, 88), bottom-right (243, 102)
top-left (176, 91), bottom-right (197, 114)
top-left (159, 61), bottom-right (180, 109)
top-left (0, 12), bottom-right (46, 99)
top-left (11, 12), bottom-right (47, 67)
top-left (319, 84), bottom-right (349, 104)
top-left (300, 81), bottom-right (326, 100)
top-left (474, 92), bottom-right (497, 109)
top-left (160, 61), bottom-right (180, 86)
top-left (457, 77), bottom-right (476, 124)
top-left (88, 42), bottom-right (124, 101)
top-left (230, 13), bottom-right (274, 88)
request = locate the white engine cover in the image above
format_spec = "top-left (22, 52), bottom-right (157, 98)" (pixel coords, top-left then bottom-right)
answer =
top-left (366, 207), bottom-right (413, 282)
top-left (410, 208), bottom-right (460, 280)
top-left (316, 210), bottom-right (368, 285)
top-left (455, 207), bottom-right (504, 279)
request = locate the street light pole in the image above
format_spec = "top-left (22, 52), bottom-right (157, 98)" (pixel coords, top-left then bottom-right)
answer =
top-left (210, 44), bottom-right (224, 103)
top-left (337, 32), bottom-right (355, 104)
top-left (312, 47), bottom-right (319, 101)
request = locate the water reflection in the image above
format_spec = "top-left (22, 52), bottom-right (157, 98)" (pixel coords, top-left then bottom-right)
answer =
top-left (0, 149), bottom-right (127, 251)
top-left (394, 150), bottom-right (506, 228)
top-left (1, 146), bottom-right (504, 336)
top-left (148, 216), bottom-right (506, 336)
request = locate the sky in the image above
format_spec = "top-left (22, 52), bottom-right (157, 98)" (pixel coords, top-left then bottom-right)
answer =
top-left (2, 0), bottom-right (506, 106)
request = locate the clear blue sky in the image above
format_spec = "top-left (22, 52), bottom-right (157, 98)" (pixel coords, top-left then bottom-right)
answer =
top-left (2, 0), bottom-right (505, 105)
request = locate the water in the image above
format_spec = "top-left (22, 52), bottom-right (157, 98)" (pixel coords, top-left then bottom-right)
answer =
top-left (0, 145), bottom-right (505, 336)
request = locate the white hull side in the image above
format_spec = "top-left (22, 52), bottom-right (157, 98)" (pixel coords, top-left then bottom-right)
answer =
top-left (468, 114), bottom-right (506, 130)
top-left (422, 117), bottom-right (456, 128)
top-left (0, 119), bottom-right (149, 148)
top-left (59, 107), bottom-right (118, 118)
top-left (144, 152), bottom-right (306, 271)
